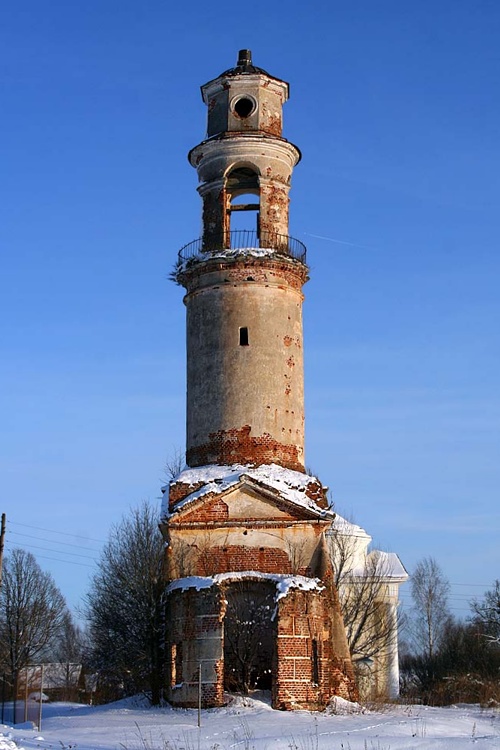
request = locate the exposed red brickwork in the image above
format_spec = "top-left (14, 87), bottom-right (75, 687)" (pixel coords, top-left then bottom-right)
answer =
top-left (172, 496), bottom-right (230, 523)
top-left (195, 545), bottom-right (291, 576)
top-left (169, 494), bottom-right (328, 523)
top-left (179, 256), bottom-right (308, 294)
top-left (168, 498), bottom-right (306, 525)
top-left (187, 425), bottom-right (304, 472)
top-left (274, 588), bottom-right (358, 710)
top-left (168, 480), bottom-right (205, 507)
top-left (266, 113), bottom-right (282, 137)
top-left (260, 185), bottom-right (289, 238)
top-left (168, 474), bottom-right (329, 517)
top-left (166, 579), bottom-right (356, 711)
top-left (302, 479), bottom-right (329, 509)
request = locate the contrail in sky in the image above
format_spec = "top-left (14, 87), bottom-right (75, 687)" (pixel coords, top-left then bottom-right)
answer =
top-left (304, 233), bottom-right (374, 250)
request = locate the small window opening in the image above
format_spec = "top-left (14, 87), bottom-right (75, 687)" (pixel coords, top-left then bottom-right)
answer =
top-left (234, 97), bottom-right (255, 118)
top-left (311, 639), bottom-right (319, 685)
top-left (239, 327), bottom-right (249, 346)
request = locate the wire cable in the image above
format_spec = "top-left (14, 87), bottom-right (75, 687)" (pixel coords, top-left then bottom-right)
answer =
top-left (8, 520), bottom-right (106, 545)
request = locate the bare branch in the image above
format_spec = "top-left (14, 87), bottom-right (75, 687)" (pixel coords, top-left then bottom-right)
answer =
top-left (85, 501), bottom-right (167, 705)
top-left (0, 549), bottom-right (67, 684)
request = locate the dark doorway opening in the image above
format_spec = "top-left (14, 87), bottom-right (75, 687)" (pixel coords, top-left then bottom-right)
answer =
top-left (223, 580), bottom-right (276, 694)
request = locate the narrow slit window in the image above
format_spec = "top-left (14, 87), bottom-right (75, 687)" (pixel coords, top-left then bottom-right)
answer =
top-left (311, 639), bottom-right (319, 685)
top-left (239, 327), bottom-right (249, 346)
top-left (171, 643), bottom-right (183, 686)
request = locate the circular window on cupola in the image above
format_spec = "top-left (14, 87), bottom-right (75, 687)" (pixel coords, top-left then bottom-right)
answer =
top-left (231, 95), bottom-right (257, 119)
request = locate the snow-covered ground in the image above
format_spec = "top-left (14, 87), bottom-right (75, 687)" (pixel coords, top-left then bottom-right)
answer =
top-left (1, 693), bottom-right (499, 750)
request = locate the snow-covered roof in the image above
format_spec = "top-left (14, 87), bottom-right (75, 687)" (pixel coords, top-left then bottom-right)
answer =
top-left (167, 571), bottom-right (324, 602)
top-left (328, 516), bottom-right (408, 583)
top-left (366, 550), bottom-right (409, 581)
top-left (163, 463), bottom-right (333, 519)
top-left (344, 551), bottom-right (408, 581)
top-left (328, 514), bottom-right (371, 541)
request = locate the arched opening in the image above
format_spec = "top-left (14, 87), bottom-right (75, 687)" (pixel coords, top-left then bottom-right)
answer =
top-left (223, 579), bottom-right (276, 695)
top-left (229, 193), bottom-right (260, 234)
top-left (225, 167), bottom-right (260, 243)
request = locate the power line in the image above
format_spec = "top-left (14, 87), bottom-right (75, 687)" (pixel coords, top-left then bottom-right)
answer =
top-left (8, 530), bottom-right (101, 554)
top-left (4, 538), bottom-right (98, 561)
top-left (399, 592), bottom-right (484, 602)
top-left (3, 517), bottom-right (496, 593)
top-left (26, 553), bottom-right (96, 569)
top-left (8, 520), bottom-right (106, 545)
top-left (3, 542), bottom-right (96, 569)
top-left (450, 582), bottom-right (494, 588)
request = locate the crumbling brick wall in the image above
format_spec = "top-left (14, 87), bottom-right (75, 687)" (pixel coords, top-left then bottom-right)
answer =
top-left (166, 578), bottom-right (357, 711)
top-left (166, 586), bottom-right (225, 708)
top-left (274, 587), bottom-right (358, 710)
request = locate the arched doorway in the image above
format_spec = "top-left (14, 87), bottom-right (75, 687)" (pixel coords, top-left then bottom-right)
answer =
top-left (223, 579), bottom-right (276, 694)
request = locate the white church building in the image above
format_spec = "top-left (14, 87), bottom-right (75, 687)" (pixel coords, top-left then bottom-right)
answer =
top-left (327, 514), bottom-right (408, 700)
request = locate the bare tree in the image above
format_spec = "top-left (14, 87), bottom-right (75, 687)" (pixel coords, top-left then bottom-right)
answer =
top-left (0, 549), bottom-right (67, 697)
top-left (52, 611), bottom-right (87, 700)
top-left (223, 580), bottom-right (276, 694)
top-left (339, 554), bottom-right (397, 663)
top-left (400, 605), bottom-right (500, 705)
top-left (164, 448), bottom-right (185, 481)
top-left (55, 610), bottom-right (85, 664)
top-left (285, 538), bottom-right (308, 575)
top-left (85, 502), bottom-right (167, 705)
top-left (328, 525), bottom-right (397, 662)
top-left (409, 557), bottom-right (451, 659)
top-left (470, 579), bottom-right (500, 646)
top-left (169, 539), bottom-right (196, 578)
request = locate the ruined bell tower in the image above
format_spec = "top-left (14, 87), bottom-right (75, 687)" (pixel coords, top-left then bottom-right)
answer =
top-left (162, 51), bottom-right (357, 711)
top-left (178, 49), bottom-right (307, 472)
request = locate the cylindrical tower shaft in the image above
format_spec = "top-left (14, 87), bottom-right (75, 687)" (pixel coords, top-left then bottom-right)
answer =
top-left (175, 51), bottom-right (308, 471)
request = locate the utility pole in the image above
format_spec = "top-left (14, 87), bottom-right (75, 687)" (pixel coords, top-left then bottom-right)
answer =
top-left (0, 513), bottom-right (6, 589)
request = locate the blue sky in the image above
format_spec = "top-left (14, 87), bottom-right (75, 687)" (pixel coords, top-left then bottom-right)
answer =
top-left (1, 1), bottom-right (499, 621)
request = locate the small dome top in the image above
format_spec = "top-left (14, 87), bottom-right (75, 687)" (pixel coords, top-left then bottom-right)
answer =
top-left (219, 49), bottom-right (273, 78)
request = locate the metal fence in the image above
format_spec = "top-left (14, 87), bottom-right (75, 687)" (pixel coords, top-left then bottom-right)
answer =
top-left (178, 230), bottom-right (307, 264)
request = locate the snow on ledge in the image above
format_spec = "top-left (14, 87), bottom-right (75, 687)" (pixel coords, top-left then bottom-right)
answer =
top-left (163, 462), bottom-right (333, 519)
top-left (178, 247), bottom-right (300, 273)
top-left (167, 572), bottom-right (325, 601)
top-left (203, 247), bottom-right (278, 260)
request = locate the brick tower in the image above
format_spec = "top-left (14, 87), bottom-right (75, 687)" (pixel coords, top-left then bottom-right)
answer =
top-left (161, 51), bottom-right (357, 710)
top-left (180, 48), bottom-right (306, 472)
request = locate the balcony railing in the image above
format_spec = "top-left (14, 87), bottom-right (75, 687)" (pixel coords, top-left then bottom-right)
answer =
top-left (178, 230), bottom-right (307, 265)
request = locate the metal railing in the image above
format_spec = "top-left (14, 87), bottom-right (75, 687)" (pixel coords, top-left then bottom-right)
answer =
top-left (178, 230), bottom-right (307, 265)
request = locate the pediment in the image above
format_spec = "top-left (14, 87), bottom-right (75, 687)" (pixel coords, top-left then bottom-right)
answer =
top-left (169, 475), bottom-right (329, 525)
